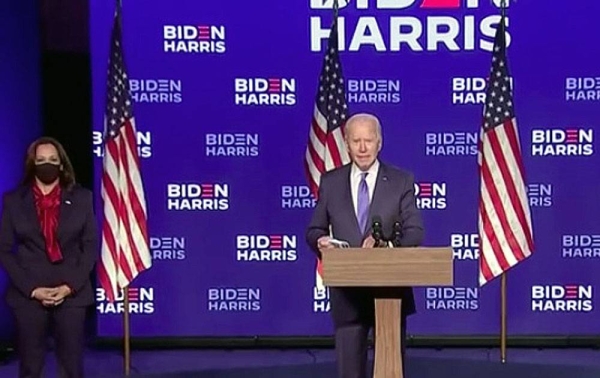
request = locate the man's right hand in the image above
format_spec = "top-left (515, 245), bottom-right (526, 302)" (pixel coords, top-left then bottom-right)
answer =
top-left (317, 236), bottom-right (334, 250)
top-left (31, 287), bottom-right (59, 302)
top-left (42, 298), bottom-right (64, 307)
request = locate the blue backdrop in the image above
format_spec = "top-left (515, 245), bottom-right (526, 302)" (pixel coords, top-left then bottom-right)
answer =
top-left (91, 0), bottom-right (600, 338)
top-left (0, 0), bottom-right (41, 342)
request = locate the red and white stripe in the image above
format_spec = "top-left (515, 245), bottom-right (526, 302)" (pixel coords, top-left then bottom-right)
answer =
top-left (478, 118), bottom-right (534, 286)
top-left (304, 106), bottom-right (350, 290)
top-left (304, 107), bottom-right (349, 196)
top-left (98, 116), bottom-right (152, 302)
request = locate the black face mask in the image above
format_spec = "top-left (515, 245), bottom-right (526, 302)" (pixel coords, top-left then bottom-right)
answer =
top-left (34, 163), bottom-right (61, 184)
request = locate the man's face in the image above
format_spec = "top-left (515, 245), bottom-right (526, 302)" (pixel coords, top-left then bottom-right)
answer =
top-left (345, 119), bottom-right (381, 171)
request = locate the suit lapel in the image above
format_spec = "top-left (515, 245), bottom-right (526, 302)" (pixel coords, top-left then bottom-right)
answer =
top-left (364, 163), bottom-right (389, 238)
top-left (21, 187), bottom-right (43, 238)
top-left (343, 166), bottom-right (362, 237)
top-left (57, 188), bottom-right (75, 239)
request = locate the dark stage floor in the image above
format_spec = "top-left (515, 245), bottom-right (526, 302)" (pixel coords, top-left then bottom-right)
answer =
top-left (0, 347), bottom-right (599, 377)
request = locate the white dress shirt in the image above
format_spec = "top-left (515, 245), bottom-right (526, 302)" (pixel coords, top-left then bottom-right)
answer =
top-left (350, 160), bottom-right (379, 217)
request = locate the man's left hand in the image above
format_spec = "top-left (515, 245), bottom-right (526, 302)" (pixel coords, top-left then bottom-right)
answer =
top-left (362, 235), bottom-right (376, 248)
top-left (49, 285), bottom-right (72, 304)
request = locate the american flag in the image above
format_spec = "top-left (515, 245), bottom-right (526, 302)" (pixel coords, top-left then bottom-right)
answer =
top-left (478, 16), bottom-right (534, 286)
top-left (97, 4), bottom-right (152, 302)
top-left (304, 10), bottom-right (350, 289)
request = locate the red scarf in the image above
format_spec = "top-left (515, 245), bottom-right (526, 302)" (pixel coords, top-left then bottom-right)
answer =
top-left (32, 184), bottom-right (63, 263)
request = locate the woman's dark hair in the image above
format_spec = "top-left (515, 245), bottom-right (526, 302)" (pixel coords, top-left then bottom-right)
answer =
top-left (22, 136), bottom-right (76, 189)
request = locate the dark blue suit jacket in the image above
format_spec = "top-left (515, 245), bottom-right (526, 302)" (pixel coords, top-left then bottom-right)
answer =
top-left (306, 162), bottom-right (424, 327)
top-left (0, 184), bottom-right (98, 308)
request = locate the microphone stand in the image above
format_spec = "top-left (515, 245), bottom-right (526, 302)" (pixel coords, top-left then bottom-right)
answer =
top-left (372, 221), bottom-right (402, 248)
top-left (390, 222), bottom-right (401, 248)
top-left (371, 218), bottom-right (384, 248)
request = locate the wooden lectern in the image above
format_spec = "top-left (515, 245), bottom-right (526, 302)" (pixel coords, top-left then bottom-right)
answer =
top-left (321, 247), bottom-right (454, 378)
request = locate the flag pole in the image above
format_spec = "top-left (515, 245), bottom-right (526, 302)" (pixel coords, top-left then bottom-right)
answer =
top-left (500, 273), bottom-right (507, 363)
top-left (499, 0), bottom-right (508, 364)
top-left (123, 285), bottom-right (131, 375)
top-left (116, 0), bottom-right (131, 374)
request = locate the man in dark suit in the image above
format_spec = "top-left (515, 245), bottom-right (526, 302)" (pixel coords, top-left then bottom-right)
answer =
top-left (0, 137), bottom-right (98, 378)
top-left (306, 113), bottom-right (424, 378)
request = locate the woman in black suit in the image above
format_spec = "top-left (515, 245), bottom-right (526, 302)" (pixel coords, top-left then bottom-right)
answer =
top-left (0, 136), bottom-right (98, 378)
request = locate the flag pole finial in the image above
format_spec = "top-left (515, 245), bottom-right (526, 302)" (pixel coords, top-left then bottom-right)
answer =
top-left (499, 0), bottom-right (510, 18)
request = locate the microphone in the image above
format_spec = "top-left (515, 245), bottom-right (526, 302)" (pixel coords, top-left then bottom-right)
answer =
top-left (371, 215), bottom-right (383, 247)
top-left (391, 220), bottom-right (402, 247)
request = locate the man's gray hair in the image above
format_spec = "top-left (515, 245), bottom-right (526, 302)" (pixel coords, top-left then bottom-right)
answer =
top-left (345, 113), bottom-right (382, 140)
